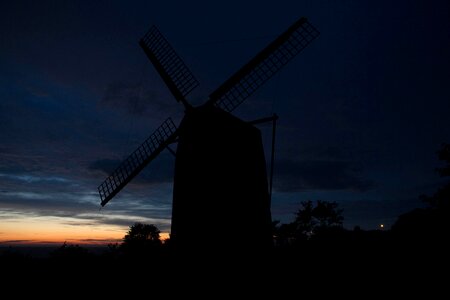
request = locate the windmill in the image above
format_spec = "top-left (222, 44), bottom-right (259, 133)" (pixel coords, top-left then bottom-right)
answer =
top-left (97, 17), bottom-right (319, 251)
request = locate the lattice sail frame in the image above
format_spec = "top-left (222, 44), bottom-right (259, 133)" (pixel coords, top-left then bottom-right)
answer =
top-left (98, 118), bottom-right (178, 207)
top-left (208, 18), bottom-right (320, 112)
top-left (140, 26), bottom-right (199, 104)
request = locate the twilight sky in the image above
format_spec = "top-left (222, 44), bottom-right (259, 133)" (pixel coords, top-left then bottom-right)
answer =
top-left (1, 0), bottom-right (449, 245)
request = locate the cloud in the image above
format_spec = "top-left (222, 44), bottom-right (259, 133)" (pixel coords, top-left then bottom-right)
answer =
top-left (98, 216), bottom-right (171, 228)
top-left (0, 240), bottom-right (33, 244)
top-left (88, 159), bottom-right (121, 174)
top-left (0, 192), bottom-right (98, 217)
top-left (24, 85), bottom-right (50, 98)
top-left (0, 189), bottom-right (172, 231)
top-left (88, 152), bottom-right (174, 185)
top-left (101, 81), bottom-right (177, 116)
top-left (74, 238), bottom-right (122, 243)
top-left (274, 159), bottom-right (372, 192)
top-left (0, 173), bottom-right (70, 184)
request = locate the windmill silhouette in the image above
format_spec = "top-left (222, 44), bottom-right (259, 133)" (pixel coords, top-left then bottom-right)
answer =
top-left (97, 17), bottom-right (319, 252)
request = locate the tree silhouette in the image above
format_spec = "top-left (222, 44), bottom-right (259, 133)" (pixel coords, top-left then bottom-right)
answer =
top-left (123, 223), bottom-right (161, 243)
top-left (294, 200), bottom-right (315, 238)
top-left (437, 143), bottom-right (450, 176)
top-left (392, 143), bottom-right (450, 242)
top-left (274, 200), bottom-right (344, 245)
top-left (420, 143), bottom-right (450, 210)
top-left (313, 200), bottom-right (344, 228)
top-left (294, 200), bottom-right (343, 237)
top-left (120, 223), bottom-right (162, 258)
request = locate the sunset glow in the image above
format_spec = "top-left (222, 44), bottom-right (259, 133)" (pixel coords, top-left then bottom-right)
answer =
top-left (0, 217), bottom-right (170, 246)
top-left (1, 218), bottom-right (121, 245)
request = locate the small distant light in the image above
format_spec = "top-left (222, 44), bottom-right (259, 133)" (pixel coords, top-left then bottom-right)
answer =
top-left (380, 224), bottom-right (384, 229)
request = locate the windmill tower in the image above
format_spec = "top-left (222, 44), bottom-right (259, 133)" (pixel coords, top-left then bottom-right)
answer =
top-left (97, 17), bottom-right (319, 252)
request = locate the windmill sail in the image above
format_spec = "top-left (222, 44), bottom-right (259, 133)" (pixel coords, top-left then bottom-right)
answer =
top-left (98, 118), bottom-right (178, 207)
top-left (207, 17), bottom-right (319, 112)
top-left (140, 26), bottom-right (199, 108)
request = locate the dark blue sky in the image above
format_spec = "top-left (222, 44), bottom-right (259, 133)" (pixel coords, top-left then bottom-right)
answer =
top-left (1, 0), bottom-right (449, 241)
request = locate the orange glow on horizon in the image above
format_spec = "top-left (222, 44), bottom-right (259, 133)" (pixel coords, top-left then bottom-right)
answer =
top-left (0, 217), bottom-right (170, 246)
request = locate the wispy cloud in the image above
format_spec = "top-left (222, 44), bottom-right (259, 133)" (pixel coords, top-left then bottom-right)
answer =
top-left (74, 238), bottom-right (122, 244)
top-left (0, 187), bottom-right (172, 232)
top-left (87, 159), bottom-right (121, 174)
top-left (101, 81), bottom-right (178, 117)
top-left (274, 159), bottom-right (373, 193)
top-left (0, 239), bottom-right (34, 244)
top-left (0, 173), bottom-right (70, 184)
top-left (88, 152), bottom-right (175, 185)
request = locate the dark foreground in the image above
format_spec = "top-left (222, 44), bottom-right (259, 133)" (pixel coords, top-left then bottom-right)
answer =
top-left (2, 238), bottom-right (447, 291)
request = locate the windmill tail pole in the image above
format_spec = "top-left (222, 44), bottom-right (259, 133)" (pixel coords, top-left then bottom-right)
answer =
top-left (269, 113), bottom-right (278, 202)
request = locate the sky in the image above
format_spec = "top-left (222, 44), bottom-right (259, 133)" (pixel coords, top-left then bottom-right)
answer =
top-left (1, 0), bottom-right (449, 245)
